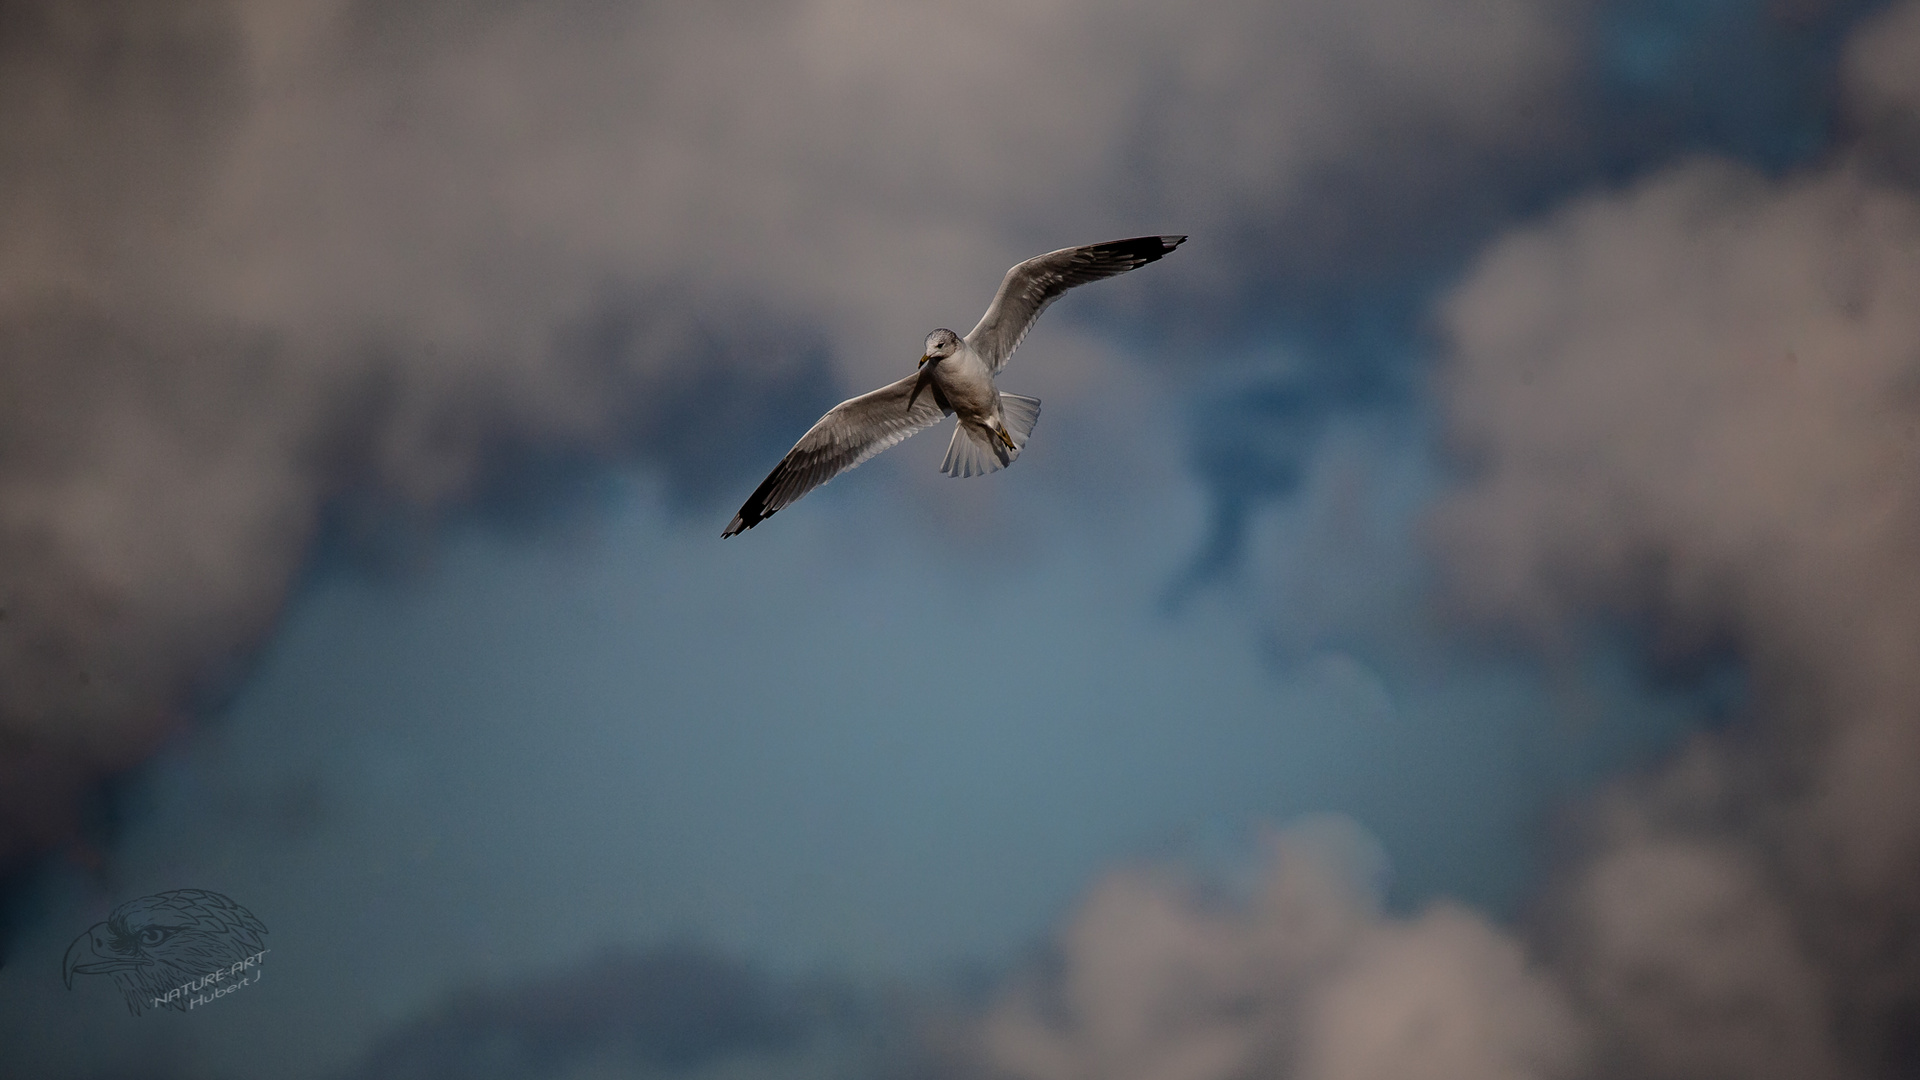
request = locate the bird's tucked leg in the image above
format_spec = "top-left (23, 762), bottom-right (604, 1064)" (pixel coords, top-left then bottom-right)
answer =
top-left (996, 425), bottom-right (1017, 451)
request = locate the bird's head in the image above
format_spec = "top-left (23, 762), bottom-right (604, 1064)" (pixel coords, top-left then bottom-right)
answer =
top-left (64, 889), bottom-right (267, 1015)
top-left (920, 329), bottom-right (961, 367)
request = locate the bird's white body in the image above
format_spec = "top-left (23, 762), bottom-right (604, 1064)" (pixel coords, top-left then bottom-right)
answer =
top-left (930, 339), bottom-right (999, 434)
top-left (723, 235), bottom-right (1184, 536)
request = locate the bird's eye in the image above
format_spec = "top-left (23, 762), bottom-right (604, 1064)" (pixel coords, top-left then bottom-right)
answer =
top-left (137, 927), bottom-right (175, 947)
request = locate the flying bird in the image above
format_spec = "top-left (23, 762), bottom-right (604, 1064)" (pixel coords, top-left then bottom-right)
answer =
top-left (64, 889), bottom-right (268, 1015)
top-left (723, 234), bottom-right (1186, 537)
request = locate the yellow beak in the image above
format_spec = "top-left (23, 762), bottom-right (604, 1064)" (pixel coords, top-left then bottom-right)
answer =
top-left (918, 354), bottom-right (931, 368)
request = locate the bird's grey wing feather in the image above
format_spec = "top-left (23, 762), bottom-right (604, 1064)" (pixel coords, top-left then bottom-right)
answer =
top-left (723, 370), bottom-right (951, 536)
top-left (964, 235), bottom-right (1185, 374)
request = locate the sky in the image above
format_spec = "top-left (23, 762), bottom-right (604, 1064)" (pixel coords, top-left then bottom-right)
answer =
top-left (2, 0), bottom-right (1919, 1077)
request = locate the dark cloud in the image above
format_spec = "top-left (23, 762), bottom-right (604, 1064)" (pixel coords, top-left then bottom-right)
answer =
top-left (1845, 0), bottom-right (1920, 182)
top-left (1418, 4), bottom-right (1920, 1073)
top-left (913, 6), bottom-right (1920, 1079)
top-left (0, 0), bottom-right (1596, 939)
top-left (1165, 380), bottom-right (1343, 608)
top-left (1436, 138), bottom-right (1920, 1075)
top-left (17, 5), bottom-right (1904, 1073)
top-left (343, 944), bottom-right (896, 1080)
top-left (1173, 0), bottom-right (1886, 604)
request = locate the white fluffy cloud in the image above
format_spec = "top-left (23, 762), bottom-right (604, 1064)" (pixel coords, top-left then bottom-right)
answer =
top-left (981, 818), bottom-right (1587, 1080)
top-left (1426, 4), bottom-right (1920, 1073)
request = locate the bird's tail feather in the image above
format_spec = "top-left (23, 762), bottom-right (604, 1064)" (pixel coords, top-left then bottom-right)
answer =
top-left (942, 424), bottom-right (1008, 477)
top-left (940, 396), bottom-right (1041, 478)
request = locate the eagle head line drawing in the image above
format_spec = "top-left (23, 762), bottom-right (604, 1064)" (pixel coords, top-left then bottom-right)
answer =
top-left (64, 888), bottom-right (268, 1015)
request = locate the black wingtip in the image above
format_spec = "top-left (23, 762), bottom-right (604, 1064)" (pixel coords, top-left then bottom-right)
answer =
top-left (1103, 234), bottom-right (1185, 266)
top-left (725, 454), bottom-right (803, 537)
top-left (725, 469), bottom-right (787, 537)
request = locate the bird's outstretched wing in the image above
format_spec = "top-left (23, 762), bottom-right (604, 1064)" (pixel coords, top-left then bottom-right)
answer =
top-left (965, 235), bottom-right (1185, 374)
top-left (724, 370), bottom-right (951, 536)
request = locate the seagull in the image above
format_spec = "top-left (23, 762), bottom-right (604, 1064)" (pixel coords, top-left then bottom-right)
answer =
top-left (723, 234), bottom-right (1185, 537)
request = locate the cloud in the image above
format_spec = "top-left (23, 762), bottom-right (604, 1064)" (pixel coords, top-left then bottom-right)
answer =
top-left (0, 0), bottom-right (1584, 922)
top-left (946, 6), bottom-right (1920, 1080)
top-left (1173, 0), bottom-right (1893, 605)
top-left (977, 817), bottom-right (1588, 1080)
top-left (14, 3), bottom-right (1913, 1075)
top-left (1552, 810), bottom-right (1843, 1080)
top-left (344, 945), bottom-right (843, 1080)
top-left (1426, 4), bottom-right (1920, 1072)
top-left (1846, 0), bottom-right (1920, 183)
